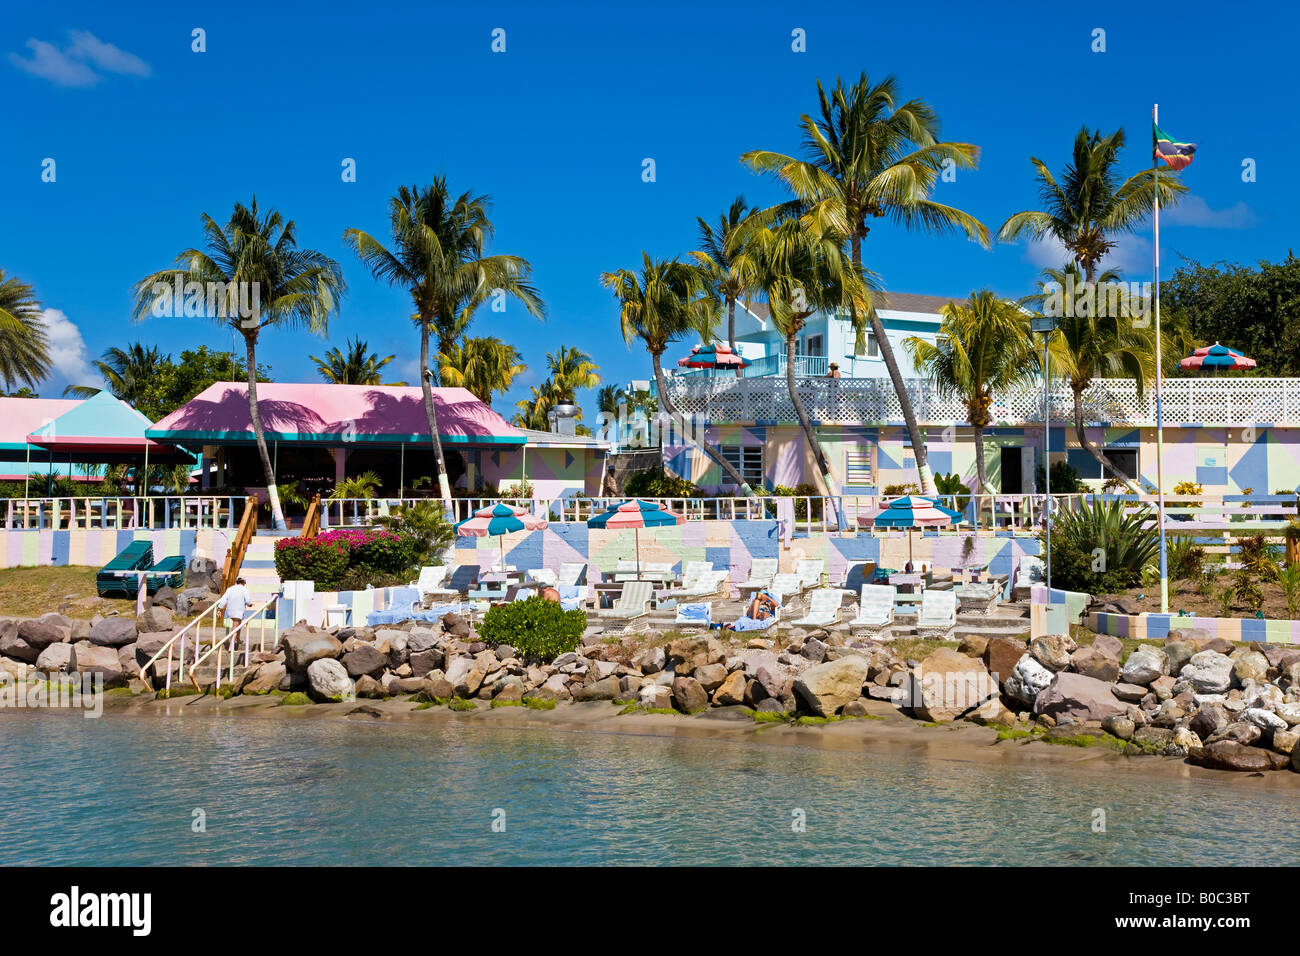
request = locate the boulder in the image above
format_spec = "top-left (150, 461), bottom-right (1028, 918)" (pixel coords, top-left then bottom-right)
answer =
top-left (1231, 649), bottom-right (1270, 685)
top-left (1243, 707), bottom-right (1287, 733)
top-left (712, 670), bottom-right (747, 706)
top-left (1189, 704), bottom-right (1228, 741)
top-left (1101, 714), bottom-right (1135, 740)
top-left (793, 655), bottom-right (871, 717)
top-left (1030, 634), bottom-right (1075, 672)
top-left (958, 634), bottom-right (989, 659)
top-left (137, 606), bottom-right (173, 633)
top-left (1179, 651), bottom-right (1234, 694)
top-left (280, 628), bottom-right (343, 671)
top-left (340, 644), bottom-right (388, 679)
top-left (306, 658), bottom-right (354, 702)
top-left (573, 676), bottom-right (622, 701)
top-left (89, 617), bottom-right (138, 648)
top-left (0, 630), bottom-right (39, 663)
top-left (151, 586), bottom-right (178, 611)
top-left (1191, 740), bottom-right (1278, 773)
top-left (693, 663), bottom-right (728, 692)
top-left (1207, 721), bottom-right (1262, 746)
top-left (1091, 633), bottom-right (1123, 660)
top-left (1119, 646), bottom-right (1167, 686)
top-left (74, 644), bottom-right (125, 686)
top-left (638, 683), bottom-right (672, 709)
top-left (1163, 639), bottom-right (1196, 676)
top-left (409, 648), bottom-right (443, 678)
top-left (634, 646), bottom-right (666, 674)
top-left (17, 620), bottom-right (64, 651)
top-left (1110, 682), bottom-right (1148, 702)
top-left (34, 643), bottom-right (75, 674)
top-left (671, 676), bottom-right (709, 714)
top-left (1071, 646), bottom-right (1120, 683)
top-left (985, 637), bottom-right (1028, 686)
top-left (238, 661), bottom-right (287, 695)
top-left (406, 627), bottom-right (440, 654)
top-left (910, 647), bottom-right (996, 722)
top-left (1272, 726), bottom-right (1300, 756)
top-left (667, 635), bottom-right (724, 676)
top-left (1093, 593), bottom-right (1141, 615)
top-left (1004, 655), bottom-right (1054, 706)
top-left (800, 637), bottom-right (828, 663)
top-left (1033, 673), bottom-right (1127, 723)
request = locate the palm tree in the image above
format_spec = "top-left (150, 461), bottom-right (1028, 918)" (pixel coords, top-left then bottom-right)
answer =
top-left (545, 345), bottom-right (601, 403)
top-left (311, 337), bottom-right (403, 385)
top-left (998, 126), bottom-right (1186, 283)
top-left (512, 385), bottom-right (552, 431)
top-left (742, 72), bottom-right (989, 495)
top-left (64, 343), bottom-right (169, 405)
top-left (438, 336), bottom-right (524, 405)
top-left (344, 180), bottom-right (543, 505)
top-left (733, 217), bottom-right (871, 495)
top-left (132, 198), bottom-right (344, 530)
top-left (690, 196), bottom-right (755, 352)
top-left (0, 269), bottom-right (51, 392)
top-left (905, 291), bottom-right (1038, 522)
top-left (1022, 264), bottom-right (1154, 489)
top-left (600, 254), bottom-right (753, 494)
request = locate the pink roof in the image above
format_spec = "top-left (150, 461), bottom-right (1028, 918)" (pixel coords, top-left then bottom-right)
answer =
top-left (146, 382), bottom-right (526, 445)
top-left (0, 397), bottom-right (81, 449)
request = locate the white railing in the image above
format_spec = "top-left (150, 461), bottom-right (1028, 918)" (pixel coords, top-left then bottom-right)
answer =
top-left (1, 495), bottom-right (240, 531)
top-left (139, 596), bottom-right (279, 694)
top-left (188, 598), bottom-right (278, 692)
top-left (664, 376), bottom-right (1300, 427)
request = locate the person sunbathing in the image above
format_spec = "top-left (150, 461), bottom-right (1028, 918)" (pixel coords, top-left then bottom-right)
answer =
top-left (724, 589), bottom-right (779, 631)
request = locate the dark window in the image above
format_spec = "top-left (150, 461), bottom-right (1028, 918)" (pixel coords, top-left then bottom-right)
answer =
top-left (720, 445), bottom-right (764, 486)
top-left (1103, 447), bottom-right (1139, 481)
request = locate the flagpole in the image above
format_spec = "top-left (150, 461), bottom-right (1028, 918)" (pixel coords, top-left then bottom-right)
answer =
top-left (1153, 103), bottom-right (1170, 613)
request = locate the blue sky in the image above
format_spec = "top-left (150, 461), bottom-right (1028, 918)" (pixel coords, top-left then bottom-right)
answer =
top-left (2, 0), bottom-right (1293, 416)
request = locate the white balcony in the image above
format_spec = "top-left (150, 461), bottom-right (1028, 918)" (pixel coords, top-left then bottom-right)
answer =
top-left (663, 375), bottom-right (1300, 428)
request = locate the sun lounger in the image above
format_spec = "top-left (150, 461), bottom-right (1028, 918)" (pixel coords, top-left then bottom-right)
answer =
top-left (597, 580), bottom-right (653, 630)
top-left (727, 593), bottom-right (783, 632)
top-left (612, 559), bottom-right (641, 582)
top-left (524, 567), bottom-right (558, 588)
top-left (415, 565), bottom-right (462, 603)
top-left (558, 562), bottom-right (587, 586)
top-left (674, 602), bottom-right (712, 629)
top-left (954, 581), bottom-right (1000, 614)
top-left (142, 555), bottom-right (186, 593)
top-left (769, 573), bottom-right (803, 611)
top-left (736, 558), bottom-right (778, 600)
top-left (791, 588), bottom-right (842, 630)
top-left (96, 539), bottom-right (154, 596)
top-left (916, 590), bottom-right (958, 639)
top-left (850, 584), bottom-right (897, 636)
top-left (1013, 556), bottom-right (1045, 599)
top-left (640, 562), bottom-right (676, 585)
top-left (660, 569), bottom-right (730, 602)
top-left (795, 558), bottom-right (825, 594)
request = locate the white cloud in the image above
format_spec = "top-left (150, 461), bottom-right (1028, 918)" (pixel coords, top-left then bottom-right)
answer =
top-left (8, 30), bottom-right (150, 87)
top-left (40, 309), bottom-right (94, 387)
top-left (1163, 195), bottom-right (1257, 230)
top-left (1021, 234), bottom-right (1155, 279)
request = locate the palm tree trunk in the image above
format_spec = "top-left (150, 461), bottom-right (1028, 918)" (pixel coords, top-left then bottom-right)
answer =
top-left (1072, 383), bottom-right (1137, 492)
top-left (784, 335), bottom-right (835, 492)
top-left (851, 235), bottom-right (934, 494)
top-left (420, 319), bottom-right (454, 507)
top-left (243, 334), bottom-right (286, 531)
top-left (727, 297), bottom-right (736, 353)
top-left (651, 351), bottom-right (753, 496)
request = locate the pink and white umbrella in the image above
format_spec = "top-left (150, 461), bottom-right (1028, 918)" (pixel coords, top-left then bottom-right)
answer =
top-left (455, 503), bottom-right (547, 568)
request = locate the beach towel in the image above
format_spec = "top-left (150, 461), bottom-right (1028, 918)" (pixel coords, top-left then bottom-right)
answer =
top-left (676, 603), bottom-right (711, 624)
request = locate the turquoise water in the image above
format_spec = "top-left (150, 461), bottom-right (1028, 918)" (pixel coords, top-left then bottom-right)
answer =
top-left (1, 712), bottom-right (1295, 866)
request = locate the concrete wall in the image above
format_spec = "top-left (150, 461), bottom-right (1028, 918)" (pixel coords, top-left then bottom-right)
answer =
top-left (0, 527), bottom-right (228, 569)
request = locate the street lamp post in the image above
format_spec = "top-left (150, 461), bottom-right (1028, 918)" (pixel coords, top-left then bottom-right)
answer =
top-left (1031, 314), bottom-right (1057, 591)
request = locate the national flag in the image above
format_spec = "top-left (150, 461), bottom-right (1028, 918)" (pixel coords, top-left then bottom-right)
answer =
top-left (1153, 124), bottom-right (1196, 170)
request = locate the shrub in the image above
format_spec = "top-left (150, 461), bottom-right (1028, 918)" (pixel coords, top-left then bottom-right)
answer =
top-left (375, 500), bottom-right (456, 566)
top-left (275, 528), bottom-right (418, 588)
top-left (1236, 533), bottom-right (1280, 583)
top-left (1279, 564), bottom-right (1300, 616)
top-left (1034, 460), bottom-right (1084, 495)
top-left (1166, 535), bottom-right (1205, 581)
top-left (772, 483), bottom-right (823, 519)
top-left (1232, 570), bottom-right (1264, 613)
top-left (624, 468), bottom-right (699, 498)
top-left (882, 483), bottom-right (919, 497)
top-left (1172, 480), bottom-right (1203, 510)
top-left (1039, 497), bottom-right (1158, 594)
top-left (274, 536), bottom-right (352, 587)
top-left (478, 595), bottom-right (585, 663)
top-left (317, 529), bottom-right (416, 577)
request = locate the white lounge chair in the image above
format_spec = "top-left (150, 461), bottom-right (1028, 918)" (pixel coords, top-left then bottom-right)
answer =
top-left (916, 590), bottom-right (958, 639)
top-left (597, 580), bottom-right (653, 630)
top-left (791, 588), bottom-right (842, 630)
top-left (795, 558), bottom-right (825, 594)
top-left (737, 558), bottom-right (778, 599)
top-left (674, 602), bottom-right (713, 629)
top-left (954, 581), bottom-right (999, 614)
top-left (640, 562), bottom-right (676, 585)
top-left (769, 573), bottom-right (803, 611)
top-left (524, 567), bottom-right (558, 588)
top-left (558, 563), bottom-right (587, 586)
top-left (850, 584), bottom-right (896, 635)
top-left (414, 565), bottom-right (461, 604)
top-left (663, 569), bottom-right (730, 601)
top-left (612, 559), bottom-right (641, 582)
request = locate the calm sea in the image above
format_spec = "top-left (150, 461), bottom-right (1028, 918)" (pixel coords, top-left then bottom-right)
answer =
top-left (0, 712), bottom-right (1294, 866)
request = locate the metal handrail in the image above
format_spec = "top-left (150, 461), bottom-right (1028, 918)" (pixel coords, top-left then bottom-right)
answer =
top-left (189, 597), bottom-right (278, 691)
top-left (138, 599), bottom-right (226, 693)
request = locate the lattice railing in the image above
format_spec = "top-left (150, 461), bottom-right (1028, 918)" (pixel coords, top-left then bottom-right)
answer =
top-left (664, 377), bottom-right (1300, 427)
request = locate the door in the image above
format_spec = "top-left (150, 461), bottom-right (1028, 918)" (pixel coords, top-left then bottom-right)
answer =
top-left (1000, 446), bottom-right (1023, 494)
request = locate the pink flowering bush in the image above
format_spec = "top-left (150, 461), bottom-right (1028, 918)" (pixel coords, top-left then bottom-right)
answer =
top-left (275, 529), bottom-right (416, 588)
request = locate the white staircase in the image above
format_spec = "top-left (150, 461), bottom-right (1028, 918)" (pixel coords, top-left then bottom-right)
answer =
top-left (240, 533), bottom-right (287, 603)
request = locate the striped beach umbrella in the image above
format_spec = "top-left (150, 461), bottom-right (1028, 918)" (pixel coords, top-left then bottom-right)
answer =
top-left (586, 499), bottom-right (684, 574)
top-left (677, 342), bottom-right (750, 375)
top-left (1179, 342), bottom-right (1256, 373)
top-left (866, 495), bottom-right (965, 565)
top-left (456, 503), bottom-right (547, 568)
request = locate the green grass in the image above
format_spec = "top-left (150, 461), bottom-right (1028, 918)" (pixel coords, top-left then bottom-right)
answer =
top-left (617, 703), bottom-right (678, 716)
top-left (280, 692), bottom-right (311, 706)
top-left (522, 697), bottom-right (556, 710)
top-left (0, 565), bottom-right (139, 620)
top-left (413, 700), bottom-right (439, 710)
top-left (490, 698), bottom-right (523, 709)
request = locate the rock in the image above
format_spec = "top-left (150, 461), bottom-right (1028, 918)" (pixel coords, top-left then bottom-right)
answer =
top-left (340, 644), bottom-right (388, 679)
top-left (671, 676), bottom-right (709, 714)
top-left (1231, 649), bottom-right (1270, 685)
top-left (964, 700), bottom-right (1018, 727)
top-left (89, 616), bottom-right (139, 648)
top-left (1207, 721), bottom-right (1261, 746)
top-left (1004, 654), bottom-right (1054, 706)
top-left (1189, 705), bottom-right (1228, 741)
top-left (1272, 726), bottom-right (1300, 756)
top-left (493, 681), bottom-right (524, 703)
top-left (573, 675), bottom-right (622, 701)
top-left (1163, 640), bottom-right (1196, 676)
top-left (984, 637), bottom-right (1027, 686)
top-left (1071, 647), bottom-right (1120, 683)
top-left (1101, 714), bottom-right (1135, 740)
top-left (1030, 634), bottom-right (1075, 672)
top-left (423, 676), bottom-right (454, 700)
top-left (693, 663), bottom-right (727, 692)
top-left (1111, 682), bottom-right (1147, 703)
top-left (1276, 702), bottom-right (1300, 726)
top-left (18, 620), bottom-right (64, 650)
top-left (1033, 673), bottom-right (1127, 723)
top-left (1169, 726), bottom-right (1201, 757)
top-left (151, 586), bottom-right (178, 611)
top-left (1200, 637), bottom-right (1234, 656)
top-left (1132, 726), bottom-right (1174, 750)
top-left (239, 661), bottom-right (287, 695)
top-left (137, 606), bottom-right (173, 633)
top-left (793, 656), bottom-right (871, 717)
top-left (638, 683), bottom-right (672, 709)
top-left (756, 696), bottom-right (792, 714)
top-left (0, 630), bottom-right (39, 663)
top-left (0, 657), bottom-right (30, 683)
top-left (1190, 740), bottom-right (1278, 772)
top-left (634, 646), bottom-right (666, 674)
top-left (1180, 651), bottom-right (1234, 694)
top-left (958, 634), bottom-right (989, 659)
top-left (1091, 633), bottom-right (1123, 660)
top-left (409, 648), bottom-right (443, 678)
top-left (800, 637), bottom-right (828, 663)
top-left (910, 647), bottom-right (996, 722)
top-left (667, 636), bottom-right (724, 676)
top-left (1149, 675), bottom-right (1177, 700)
top-left (116, 644), bottom-right (140, 680)
top-left (279, 628), bottom-right (343, 671)
top-left (1120, 646), bottom-right (1167, 686)
top-left (34, 643), bottom-right (75, 673)
top-left (73, 644), bottom-right (125, 686)
top-left (1094, 593), bottom-right (1141, 614)
top-left (406, 627), bottom-right (440, 654)
top-left (712, 670), bottom-right (747, 706)
top-left (1243, 707), bottom-right (1287, 733)
top-left (306, 658), bottom-right (354, 702)
top-left (175, 587), bottom-right (208, 617)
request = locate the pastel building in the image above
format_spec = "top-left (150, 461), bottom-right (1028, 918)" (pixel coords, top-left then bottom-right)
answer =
top-left (660, 294), bottom-right (1300, 496)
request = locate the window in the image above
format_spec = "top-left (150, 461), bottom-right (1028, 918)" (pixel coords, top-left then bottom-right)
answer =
top-left (802, 334), bottom-right (824, 357)
top-left (845, 448), bottom-right (873, 486)
top-left (855, 331), bottom-right (879, 358)
top-left (720, 444), bottom-right (764, 487)
top-left (1103, 447), bottom-right (1139, 481)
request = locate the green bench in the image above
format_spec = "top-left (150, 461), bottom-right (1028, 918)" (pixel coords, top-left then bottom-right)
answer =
top-left (96, 542), bottom-right (186, 596)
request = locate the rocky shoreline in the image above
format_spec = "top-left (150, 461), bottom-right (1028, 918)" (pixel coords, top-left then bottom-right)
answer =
top-left (4, 580), bottom-right (1300, 780)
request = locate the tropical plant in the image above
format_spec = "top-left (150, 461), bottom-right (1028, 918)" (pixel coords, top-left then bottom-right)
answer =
top-left (1172, 480), bottom-right (1204, 510)
top-left (495, 479), bottom-right (534, 499)
top-left (1035, 459), bottom-right (1084, 495)
top-left (63, 343), bottom-right (168, 405)
top-left (933, 472), bottom-right (970, 512)
top-left (344, 179), bottom-right (543, 504)
top-left (546, 345), bottom-right (601, 402)
top-left (311, 336), bottom-right (403, 385)
top-left (998, 126), bottom-right (1186, 283)
top-left (905, 290), bottom-right (1037, 513)
top-left (883, 483), bottom-right (919, 496)
top-left (624, 468), bottom-right (698, 499)
top-left (732, 216), bottom-right (870, 496)
top-left (0, 268), bottom-right (51, 391)
top-left (438, 336), bottom-right (524, 404)
top-left (478, 595), bottom-right (586, 663)
top-left (1041, 496), bottom-right (1159, 593)
top-left (742, 72), bottom-right (989, 495)
top-left (690, 195), bottom-right (756, 351)
top-left (330, 470), bottom-right (382, 499)
top-left (1236, 532), bottom-right (1281, 583)
top-left (374, 499), bottom-right (457, 565)
top-left (132, 198), bottom-right (344, 530)
top-left (1166, 535), bottom-right (1205, 581)
top-left (1278, 563), bottom-right (1300, 617)
top-left (772, 483), bottom-right (823, 520)
top-left (600, 254), bottom-right (752, 493)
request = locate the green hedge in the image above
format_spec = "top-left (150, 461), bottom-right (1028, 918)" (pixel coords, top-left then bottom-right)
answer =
top-left (478, 596), bottom-right (586, 663)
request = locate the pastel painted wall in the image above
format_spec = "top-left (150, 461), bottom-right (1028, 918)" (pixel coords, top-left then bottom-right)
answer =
top-left (483, 446), bottom-right (605, 498)
top-left (1090, 610), bottom-right (1300, 645)
top-left (0, 528), bottom-right (229, 569)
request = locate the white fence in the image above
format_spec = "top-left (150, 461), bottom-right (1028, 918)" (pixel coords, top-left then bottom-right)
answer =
top-left (1, 496), bottom-right (241, 531)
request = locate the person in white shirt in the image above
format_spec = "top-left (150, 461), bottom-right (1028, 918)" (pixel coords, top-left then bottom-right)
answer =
top-left (216, 577), bottom-right (254, 632)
